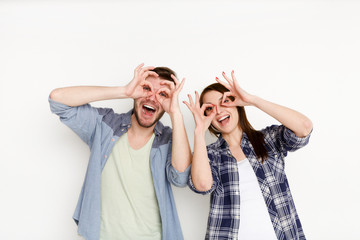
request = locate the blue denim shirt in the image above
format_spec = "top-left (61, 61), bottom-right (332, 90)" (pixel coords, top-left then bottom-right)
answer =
top-left (49, 98), bottom-right (190, 240)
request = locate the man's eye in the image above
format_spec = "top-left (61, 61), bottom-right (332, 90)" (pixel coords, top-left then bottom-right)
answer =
top-left (159, 92), bottom-right (168, 97)
top-left (205, 107), bottom-right (213, 111)
top-left (223, 99), bottom-right (229, 103)
top-left (143, 86), bottom-right (151, 91)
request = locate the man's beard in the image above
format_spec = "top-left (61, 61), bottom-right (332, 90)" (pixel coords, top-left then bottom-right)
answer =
top-left (133, 103), bottom-right (165, 128)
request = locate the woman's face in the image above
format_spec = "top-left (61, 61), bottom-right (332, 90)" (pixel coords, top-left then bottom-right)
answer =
top-left (202, 90), bottom-right (240, 135)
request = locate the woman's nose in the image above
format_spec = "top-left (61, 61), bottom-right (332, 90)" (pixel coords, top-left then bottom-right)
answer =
top-left (216, 104), bottom-right (223, 114)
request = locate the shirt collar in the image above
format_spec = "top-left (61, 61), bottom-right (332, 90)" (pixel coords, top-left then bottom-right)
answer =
top-left (214, 131), bottom-right (249, 150)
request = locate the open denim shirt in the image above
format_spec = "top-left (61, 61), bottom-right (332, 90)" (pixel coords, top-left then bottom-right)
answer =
top-left (49, 98), bottom-right (190, 240)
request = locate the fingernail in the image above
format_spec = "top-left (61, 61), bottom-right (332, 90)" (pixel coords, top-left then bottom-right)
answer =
top-left (216, 77), bottom-right (219, 80)
top-left (222, 71), bottom-right (225, 75)
top-left (232, 70), bottom-right (234, 73)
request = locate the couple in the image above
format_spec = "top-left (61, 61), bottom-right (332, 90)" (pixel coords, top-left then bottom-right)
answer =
top-left (49, 64), bottom-right (312, 240)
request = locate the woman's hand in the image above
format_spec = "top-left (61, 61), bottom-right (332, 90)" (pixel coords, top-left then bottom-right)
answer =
top-left (124, 63), bottom-right (159, 99)
top-left (183, 91), bottom-right (216, 134)
top-left (216, 70), bottom-right (255, 107)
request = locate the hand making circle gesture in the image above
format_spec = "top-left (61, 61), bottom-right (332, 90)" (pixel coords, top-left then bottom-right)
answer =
top-left (216, 70), bottom-right (254, 107)
top-left (156, 74), bottom-right (185, 114)
top-left (183, 91), bottom-right (217, 134)
top-left (125, 63), bottom-right (159, 99)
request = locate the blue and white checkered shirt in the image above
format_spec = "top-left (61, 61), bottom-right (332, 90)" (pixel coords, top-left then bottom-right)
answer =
top-left (188, 125), bottom-right (311, 240)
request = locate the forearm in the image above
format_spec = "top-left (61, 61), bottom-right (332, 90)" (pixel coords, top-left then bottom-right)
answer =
top-left (190, 128), bottom-right (213, 192)
top-left (250, 96), bottom-right (313, 137)
top-left (170, 111), bottom-right (191, 172)
top-left (49, 86), bottom-right (127, 107)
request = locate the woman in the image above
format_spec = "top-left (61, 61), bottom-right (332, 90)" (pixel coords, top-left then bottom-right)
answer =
top-left (184, 71), bottom-right (312, 240)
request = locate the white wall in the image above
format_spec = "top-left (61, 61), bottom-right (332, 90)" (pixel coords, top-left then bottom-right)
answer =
top-left (1, 0), bottom-right (359, 239)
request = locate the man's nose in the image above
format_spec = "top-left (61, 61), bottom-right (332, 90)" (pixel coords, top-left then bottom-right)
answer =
top-left (146, 91), bottom-right (157, 101)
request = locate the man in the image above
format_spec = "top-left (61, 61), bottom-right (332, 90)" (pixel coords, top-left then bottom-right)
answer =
top-left (49, 64), bottom-right (191, 240)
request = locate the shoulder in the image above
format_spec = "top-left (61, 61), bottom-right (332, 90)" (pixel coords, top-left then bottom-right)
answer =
top-left (98, 109), bottom-right (132, 135)
top-left (155, 121), bottom-right (172, 144)
top-left (206, 139), bottom-right (225, 163)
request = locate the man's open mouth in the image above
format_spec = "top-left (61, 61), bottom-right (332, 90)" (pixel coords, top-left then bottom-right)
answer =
top-left (142, 104), bottom-right (156, 115)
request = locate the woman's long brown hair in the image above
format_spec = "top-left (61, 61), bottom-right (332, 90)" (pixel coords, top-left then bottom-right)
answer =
top-left (200, 83), bottom-right (268, 163)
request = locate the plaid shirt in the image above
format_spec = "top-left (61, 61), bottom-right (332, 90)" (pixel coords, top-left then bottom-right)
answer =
top-left (188, 125), bottom-right (311, 240)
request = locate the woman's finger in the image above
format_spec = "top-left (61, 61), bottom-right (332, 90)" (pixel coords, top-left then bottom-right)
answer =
top-left (183, 101), bottom-right (196, 115)
top-left (195, 91), bottom-right (201, 108)
top-left (216, 77), bottom-right (231, 90)
top-left (187, 94), bottom-right (195, 106)
top-left (222, 71), bottom-right (233, 85)
top-left (208, 107), bottom-right (217, 119)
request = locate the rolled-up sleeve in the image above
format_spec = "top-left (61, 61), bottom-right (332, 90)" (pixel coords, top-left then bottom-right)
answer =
top-left (264, 125), bottom-right (312, 157)
top-left (49, 97), bottom-right (99, 146)
top-left (165, 138), bottom-right (191, 188)
top-left (167, 164), bottom-right (191, 188)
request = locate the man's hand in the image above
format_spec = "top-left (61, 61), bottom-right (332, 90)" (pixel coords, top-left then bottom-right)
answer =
top-left (124, 63), bottom-right (159, 99)
top-left (156, 74), bottom-right (185, 115)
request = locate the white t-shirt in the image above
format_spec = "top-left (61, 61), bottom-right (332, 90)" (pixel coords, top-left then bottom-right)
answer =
top-left (237, 158), bottom-right (278, 240)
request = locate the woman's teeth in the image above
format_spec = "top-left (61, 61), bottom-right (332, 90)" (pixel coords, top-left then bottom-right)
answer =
top-left (218, 115), bottom-right (230, 122)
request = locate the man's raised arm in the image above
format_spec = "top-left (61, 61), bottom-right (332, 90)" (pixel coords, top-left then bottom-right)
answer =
top-left (50, 64), bottom-right (158, 106)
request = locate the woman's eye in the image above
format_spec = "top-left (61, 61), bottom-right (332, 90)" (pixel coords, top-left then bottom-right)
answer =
top-left (159, 92), bottom-right (168, 97)
top-left (223, 99), bottom-right (229, 103)
top-left (205, 107), bottom-right (213, 111)
top-left (143, 86), bottom-right (151, 91)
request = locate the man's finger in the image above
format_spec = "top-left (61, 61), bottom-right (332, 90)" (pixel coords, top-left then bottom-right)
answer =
top-left (143, 71), bottom-right (159, 79)
top-left (159, 80), bottom-right (175, 91)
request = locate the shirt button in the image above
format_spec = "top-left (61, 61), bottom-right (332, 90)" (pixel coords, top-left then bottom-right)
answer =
top-left (235, 216), bottom-right (239, 219)
top-left (235, 191), bottom-right (239, 195)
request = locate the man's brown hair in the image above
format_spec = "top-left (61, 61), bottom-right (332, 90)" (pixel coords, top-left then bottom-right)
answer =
top-left (152, 67), bottom-right (176, 83)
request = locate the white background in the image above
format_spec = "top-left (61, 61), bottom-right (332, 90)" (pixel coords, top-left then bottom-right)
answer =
top-left (1, 0), bottom-right (359, 239)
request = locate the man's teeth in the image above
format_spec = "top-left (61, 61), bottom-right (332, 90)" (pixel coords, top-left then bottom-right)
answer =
top-left (218, 115), bottom-right (230, 122)
top-left (144, 105), bottom-right (155, 110)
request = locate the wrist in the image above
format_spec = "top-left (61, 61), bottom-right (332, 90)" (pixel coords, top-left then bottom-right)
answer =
top-left (169, 111), bottom-right (183, 123)
top-left (118, 86), bottom-right (131, 99)
top-left (195, 127), bottom-right (207, 136)
top-left (169, 109), bottom-right (182, 118)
